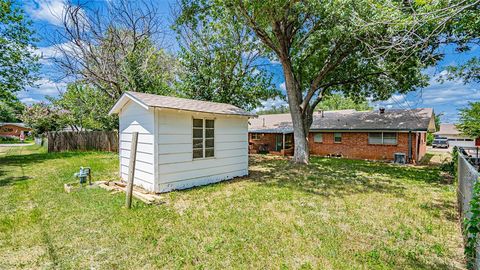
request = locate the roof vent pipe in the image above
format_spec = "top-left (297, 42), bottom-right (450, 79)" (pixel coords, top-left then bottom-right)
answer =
top-left (262, 117), bottom-right (266, 127)
top-left (379, 107), bottom-right (385, 114)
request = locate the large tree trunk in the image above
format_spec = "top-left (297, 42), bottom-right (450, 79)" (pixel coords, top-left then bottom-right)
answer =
top-left (282, 61), bottom-right (309, 164)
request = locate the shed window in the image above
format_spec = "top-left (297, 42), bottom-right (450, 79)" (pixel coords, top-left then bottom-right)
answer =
top-left (368, 132), bottom-right (397, 145)
top-left (313, 133), bottom-right (323, 143)
top-left (334, 132), bottom-right (342, 143)
top-left (193, 118), bottom-right (215, 159)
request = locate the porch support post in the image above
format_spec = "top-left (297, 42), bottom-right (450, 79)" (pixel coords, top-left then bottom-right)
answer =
top-left (282, 133), bottom-right (286, 156)
top-left (408, 131), bottom-right (412, 163)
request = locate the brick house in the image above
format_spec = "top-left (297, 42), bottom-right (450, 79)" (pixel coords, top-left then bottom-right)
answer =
top-left (0, 123), bottom-right (31, 138)
top-left (249, 108), bottom-right (436, 163)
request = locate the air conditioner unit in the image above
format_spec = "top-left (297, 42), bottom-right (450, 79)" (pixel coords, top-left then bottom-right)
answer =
top-left (394, 153), bottom-right (406, 164)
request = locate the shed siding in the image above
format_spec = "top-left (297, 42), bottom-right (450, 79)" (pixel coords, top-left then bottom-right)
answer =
top-left (157, 110), bottom-right (248, 192)
top-left (119, 101), bottom-right (155, 191)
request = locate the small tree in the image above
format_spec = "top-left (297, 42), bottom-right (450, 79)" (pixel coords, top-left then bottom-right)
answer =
top-left (316, 94), bottom-right (371, 111)
top-left (49, 83), bottom-right (118, 131)
top-left (20, 103), bottom-right (63, 135)
top-left (457, 102), bottom-right (480, 138)
top-left (426, 113), bottom-right (441, 146)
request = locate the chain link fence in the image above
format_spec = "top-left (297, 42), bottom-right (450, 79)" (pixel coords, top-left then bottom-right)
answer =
top-left (458, 149), bottom-right (480, 269)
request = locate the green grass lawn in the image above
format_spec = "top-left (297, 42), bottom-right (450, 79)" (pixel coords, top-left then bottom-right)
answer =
top-left (0, 145), bottom-right (464, 269)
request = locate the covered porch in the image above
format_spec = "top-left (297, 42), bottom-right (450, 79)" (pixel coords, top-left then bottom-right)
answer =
top-left (248, 132), bottom-right (294, 156)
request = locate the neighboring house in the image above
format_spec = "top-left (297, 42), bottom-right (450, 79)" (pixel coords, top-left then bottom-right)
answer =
top-left (109, 91), bottom-right (254, 193)
top-left (434, 123), bottom-right (476, 148)
top-left (0, 123), bottom-right (31, 138)
top-left (249, 108), bottom-right (436, 163)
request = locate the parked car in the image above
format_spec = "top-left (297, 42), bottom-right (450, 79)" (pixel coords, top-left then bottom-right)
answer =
top-left (432, 138), bottom-right (449, 148)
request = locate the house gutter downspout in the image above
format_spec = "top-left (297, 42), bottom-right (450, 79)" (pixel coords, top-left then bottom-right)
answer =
top-left (408, 131), bottom-right (412, 163)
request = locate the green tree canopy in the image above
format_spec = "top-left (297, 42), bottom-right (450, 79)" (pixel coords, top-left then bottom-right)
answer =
top-left (48, 83), bottom-right (118, 131)
top-left (457, 102), bottom-right (480, 138)
top-left (316, 94), bottom-right (372, 112)
top-left (20, 102), bottom-right (63, 135)
top-left (188, 0), bottom-right (449, 163)
top-left (174, 0), bottom-right (280, 111)
top-left (0, 99), bottom-right (24, 122)
top-left (0, 0), bottom-right (39, 109)
top-left (442, 0), bottom-right (479, 83)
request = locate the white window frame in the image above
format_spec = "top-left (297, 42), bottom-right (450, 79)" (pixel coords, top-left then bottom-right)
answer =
top-left (334, 132), bottom-right (342, 143)
top-left (313, 133), bottom-right (323, 143)
top-left (193, 118), bottom-right (215, 159)
top-left (252, 133), bottom-right (262, 140)
top-left (368, 132), bottom-right (398, 145)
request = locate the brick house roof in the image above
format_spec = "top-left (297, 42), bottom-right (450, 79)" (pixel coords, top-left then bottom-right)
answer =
top-left (249, 108), bottom-right (435, 133)
top-left (109, 91), bottom-right (255, 117)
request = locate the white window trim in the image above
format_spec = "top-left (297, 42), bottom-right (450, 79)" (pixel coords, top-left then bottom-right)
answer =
top-left (192, 117), bottom-right (215, 160)
top-left (252, 133), bottom-right (261, 140)
top-left (334, 132), bottom-right (342, 143)
top-left (313, 133), bottom-right (323, 143)
top-left (368, 132), bottom-right (398, 145)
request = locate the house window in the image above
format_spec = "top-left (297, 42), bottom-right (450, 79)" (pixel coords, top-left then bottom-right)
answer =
top-left (368, 132), bottom-right (397, 145)
top-left (252, 133), bottom-right (262, 140)
top-left (383, 132), bottom-right (397, 145)
top-left (193, 118), bottom-right (215, 159)
top-left (313, 133), bottom-right (323, 143)
top-left (334, 132), bottom-right (342, 143)
top-left (368, 132), bottom-right (383, 144)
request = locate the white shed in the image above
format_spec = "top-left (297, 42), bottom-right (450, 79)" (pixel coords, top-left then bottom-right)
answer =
top-left (109, 91), bottom-right (254, 193)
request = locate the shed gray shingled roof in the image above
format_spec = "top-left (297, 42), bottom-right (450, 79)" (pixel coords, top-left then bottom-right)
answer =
top-left (249, 108), bottom-right (435, 133)
top-left (125, 91), bottom-right (255, 117)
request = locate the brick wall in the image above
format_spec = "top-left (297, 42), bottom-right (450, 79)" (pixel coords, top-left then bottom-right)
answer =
top-left (309, 132), bottom-right (423, 162)
top-left (249, 133), bottom-right (278, 153)
top-left (417, 132), bottom-right (427, 161)
top-left (249, 131), bottom-right (426, 163)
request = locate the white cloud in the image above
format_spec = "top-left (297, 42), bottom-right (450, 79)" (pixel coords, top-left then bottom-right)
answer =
top-left (20, 97), bottom-right (40, 105)
top-left (279, 82), bottom-right (286, 91)
top-left (269, 57), bottom-right (280, 65)
top-left (27, 0), bottom-right (66, 26)
top-left (35, 42), bottom-right (75, 65)
top-left (257, 97), bottom-right (288, 111)
top-left (24, 78), bottom-right (67, 97)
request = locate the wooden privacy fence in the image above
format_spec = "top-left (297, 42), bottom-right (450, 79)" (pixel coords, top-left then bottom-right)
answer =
top-left (47, 131), bottom-right (118, 152)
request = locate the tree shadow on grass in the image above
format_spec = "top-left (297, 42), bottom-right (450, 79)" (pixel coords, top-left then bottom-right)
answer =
top-left (0, 175), bottom-right (32, 187)
top-left (0, 151), bottom-right (100, 167)
top-left (246, 155), bottom-right (446, 198)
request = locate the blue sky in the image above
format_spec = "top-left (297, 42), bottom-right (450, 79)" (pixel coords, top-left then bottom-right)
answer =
top-left (20, 0), bottom-right (480, 123)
